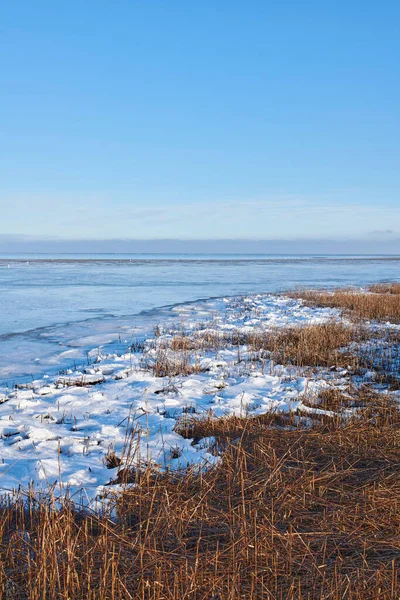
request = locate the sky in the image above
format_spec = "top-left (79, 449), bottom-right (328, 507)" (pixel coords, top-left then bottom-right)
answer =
top-left (0, 0), bottom-right (399, 250)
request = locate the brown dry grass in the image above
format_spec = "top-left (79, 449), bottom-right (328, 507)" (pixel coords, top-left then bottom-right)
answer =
top-left (246, 321), bottom-right (361, 368)
top-left (2, 394), bottom-right (400, 599)
top-left (146, 349), bottom-right (205, 378)
top-left (150, 322), bottom-right (365, 376)
top-left (291, 285), bottom-right (400, 322)
top-left (158, 331), bottom-right (231, 353)
top-left (143, 321), bottom-right (400, 393)
top-left (369, 282), bottom-right (400, 295)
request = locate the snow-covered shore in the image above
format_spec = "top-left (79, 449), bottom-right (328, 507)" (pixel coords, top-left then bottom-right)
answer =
top-left (0, 292), bottom-right (396, 506)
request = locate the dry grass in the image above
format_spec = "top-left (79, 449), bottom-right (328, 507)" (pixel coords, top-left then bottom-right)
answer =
top-left (147, 349), bottom-right (205, 378)
top-left (245, 321), bottom-right (362, 368)
top-left (369, 282), bottom-right (400, 295)
top-left (143, 321), bottom-right (399, 394)
top-left (2, 395), bottom-right (400, 599)
top-left (104, 446), bottom-right (123, 469)
top-left (291, 285), bottom-right (400, 322)
top-left (158, 331), bottom-right (232, 353)
top-left (150, 322), bottom-right (365, 375)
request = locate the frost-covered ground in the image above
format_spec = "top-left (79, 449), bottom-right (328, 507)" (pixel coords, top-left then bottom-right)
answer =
top-left (0, 293), bottom-right (397, 506)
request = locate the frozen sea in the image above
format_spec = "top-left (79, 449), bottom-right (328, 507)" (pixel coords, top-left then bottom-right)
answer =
top-left (0, 253), bottom-right (399, 385)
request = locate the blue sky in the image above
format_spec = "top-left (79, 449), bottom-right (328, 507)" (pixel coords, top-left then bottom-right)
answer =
top-left (1, 0), bottom-right (399, 244)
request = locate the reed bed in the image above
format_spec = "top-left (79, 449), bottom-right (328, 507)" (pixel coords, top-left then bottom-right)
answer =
top-left (147, 322), bottom-right (366, 376)
top-left (291, 284), bottom-right (400, 322)
top-left (145, 321), bottom-right (400, 389)
top-left (245, 321), bottom-right (363, 368)
top-left (2, 395), bottom-right (400, 599)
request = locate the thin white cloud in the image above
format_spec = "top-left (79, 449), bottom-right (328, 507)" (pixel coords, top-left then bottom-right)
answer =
top-left (1, 191), bottom-right (399, 240)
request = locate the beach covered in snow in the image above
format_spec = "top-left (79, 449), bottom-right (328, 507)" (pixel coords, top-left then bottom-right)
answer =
top-left (0, 291), bottom-right (398, 506)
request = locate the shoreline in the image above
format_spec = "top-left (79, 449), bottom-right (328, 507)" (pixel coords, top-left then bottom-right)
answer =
top-left (1, 255), bottom-right (399, 386)
top-left (0, 284), bottom-right (399, 598)
top-left (0, 285), bottom-right (399, 504)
